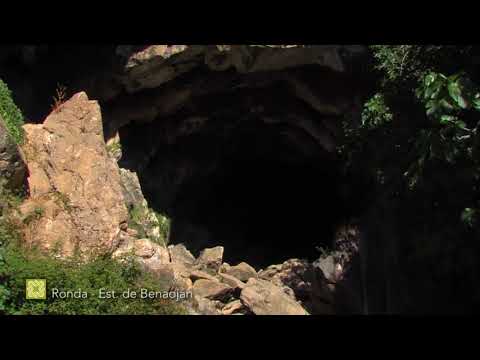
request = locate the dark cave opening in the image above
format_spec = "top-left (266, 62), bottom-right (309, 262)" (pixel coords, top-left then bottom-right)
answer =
top-left (119, 114), bottom-right (347, 269)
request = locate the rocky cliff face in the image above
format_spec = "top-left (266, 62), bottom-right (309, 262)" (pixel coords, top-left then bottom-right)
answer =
top-left (19, 92), bottom-right (129, 258)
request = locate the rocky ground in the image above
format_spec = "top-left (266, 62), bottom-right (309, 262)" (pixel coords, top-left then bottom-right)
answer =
top-left (125, 241), bottom-right (341, 315)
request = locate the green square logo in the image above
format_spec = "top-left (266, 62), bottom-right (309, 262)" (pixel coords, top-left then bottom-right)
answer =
top-left (26, 279), bottom-right (47, 300)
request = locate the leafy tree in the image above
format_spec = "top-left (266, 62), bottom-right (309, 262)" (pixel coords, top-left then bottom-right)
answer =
top-left (340, 45), bottom-right (480, 313)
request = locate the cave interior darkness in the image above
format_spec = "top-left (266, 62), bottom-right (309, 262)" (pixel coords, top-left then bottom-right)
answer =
top-left (118, 105), bottom-right (348, 269)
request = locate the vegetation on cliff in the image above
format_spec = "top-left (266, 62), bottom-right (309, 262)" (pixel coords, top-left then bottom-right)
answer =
top-left (0, 78), bottom-right (24, 144)
top-left (0, 244), bottom-right (185, 315)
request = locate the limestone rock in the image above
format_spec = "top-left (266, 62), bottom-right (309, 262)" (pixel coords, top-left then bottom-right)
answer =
top-left (119, 168), bottom-right (145, 209)
top-left (19, 92), bottom-right (128, 258)
top-left (190, 270), bottom-right (218, 283)
top-left (192, 295), bottom-right (222, 315)
top-left (148, 262), bottom-right (193, 292)
top-left (0, 117), bottom-right (26, 190)
top-left (112, 237), bottom-right (171, 271)
top-left (314, 255), bottom-right (337, 283)
top-left (117, 45), bottom-right (201, 93)
top-left (195, 246), bottom-right (224, 273)
top-left (259, 258), bottom-right (334, 314)
top-left (190, 270), bottom-right (219, 282)
top-left (222, 300), bottom-right (248, 315)
top-left (168, 244), bottom-right (196, 266)
top-left (218, 263), bottom-right (231, 273)
top-left (193, 279), bottom-right (233, 301)
top-left (115, 45), bottom-right (367, 94)
top-left (225, 262), bottom-right (257, 282)
top-left (240, 278), bottom-right (309, 315)
top-left (218, 272), bottom-right (246, 292)
top-left (126, 228), bottom-right (139, 238)
top-left (132, 238), bottom-right (157, 258)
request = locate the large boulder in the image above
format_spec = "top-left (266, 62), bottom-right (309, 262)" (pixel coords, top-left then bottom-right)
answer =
top-left (168, 243), bottom-right (196, 266)
top-left (221, 300), bottom-right (249, 315)
top-left (190, 269), bottom-right (218, 282)
top-left (18, 92), bottom-right (129, 258)
top-left (218, 273), bottom-right (246, 295)
top-left (225, 262), bottom-right (257, 282)
top-left (259, 259), bottom-right (334, 314)
top-left (191, 295), bottom-right (223, 315)
top-left (147, 262), bottom-right (194, 292)
top-left (113, 237), bottom-right (170, 264)
top-left (0, 117), bottom-right (26, 190)
top-left (195, 246), bottom-right (224, 273)
top-left (314, 255), bottom-right (337, 283)
top-left (193, 279), bottom-right (233, 301)
top-left (240, 278), bottom-right (309, 315)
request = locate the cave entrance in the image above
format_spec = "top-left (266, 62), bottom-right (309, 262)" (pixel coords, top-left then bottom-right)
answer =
top-left (119, 113), bottom-right (344, 269)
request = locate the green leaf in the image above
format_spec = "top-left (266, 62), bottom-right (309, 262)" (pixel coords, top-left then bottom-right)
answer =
top-left (455, 120), bottom-right (467, 130)
top-left (426, 100), bottom-right (440, 116)
top-left (473, 97), bottom-right (480, 111)
top-left (448, 80), bottom-right (468, 109)
top-left (425, 73), bottom-right (436, 86)
top-left (440, 98), bottom-right (455, 111)
top-left (461, 208), bottom-right (477, 227)
top-left (440, 115), bottom-right (455, 124)
top-left (448, 73), bottom-right (462, 82)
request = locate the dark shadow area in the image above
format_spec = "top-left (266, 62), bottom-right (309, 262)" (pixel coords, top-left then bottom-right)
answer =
top-left (172, 155), bottom-right (341, 267)
top-left (119, 116), bottom-right (345, 269)
top-left (0, 45), bottom-right (118, 123)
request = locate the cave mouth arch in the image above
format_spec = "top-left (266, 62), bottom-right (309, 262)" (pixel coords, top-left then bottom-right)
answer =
top-left (119, 112), bottom-right (347, 269)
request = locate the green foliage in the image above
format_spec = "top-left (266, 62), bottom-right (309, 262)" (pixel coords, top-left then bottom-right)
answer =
top-left (128, 205), bottom-right (148, 239)
top-left (53, 191), bottom-right (73, 212)
top-left (0, 179), bottom-right (26, 210)
top-left (128, 204), bottom-right (171, 246)
top-left (154, 210), bottom-right (171, 244)
top-left (129, 204), bottom-right (144, 224)
top-left (0, 245), bottom-right (187, 315)
top-left (370, 45), bottom-right (424, 84)
top-left (0, 78), bottom-right (25, 144)
top-left (347, 46), bottom-right (480, 197)
top-left (417, 72), bottom-right (480, 121)
top-left (0, 180), bottom-right (25, 248)
top-left (0, 217), bottom-right (21, 249)
top-left (340, 45), bottom-right (480, 311)
top-left (370, 45), bottom-right (472, 90)
top-left (461, 208), bottom-right (477, 228)
top-left (22, 206), bottom-right (45, 225)
top-left (106, 141), bottom-right (122, 156)
top-left (361, 93), bottom-right (393, 129)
